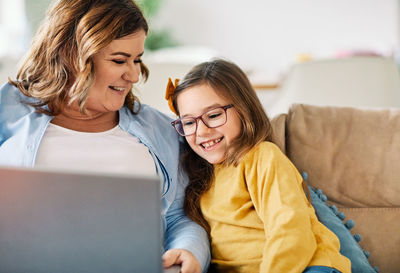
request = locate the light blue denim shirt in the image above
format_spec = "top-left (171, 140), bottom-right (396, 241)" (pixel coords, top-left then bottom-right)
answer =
top-left (0, 83), bottom-right (210, 272)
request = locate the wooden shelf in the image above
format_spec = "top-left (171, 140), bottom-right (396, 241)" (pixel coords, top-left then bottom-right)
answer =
top-left (252, 83), bottom-right (280, 91)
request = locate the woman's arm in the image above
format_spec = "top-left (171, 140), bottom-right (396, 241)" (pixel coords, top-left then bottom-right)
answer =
top-left (163, 169), bottom-right (211, 273)
top-left (130, 105), bottom-right (210, 272)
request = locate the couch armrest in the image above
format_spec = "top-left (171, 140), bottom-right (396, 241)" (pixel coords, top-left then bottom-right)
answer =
top-left (271, 113), bottom-right (287, 154)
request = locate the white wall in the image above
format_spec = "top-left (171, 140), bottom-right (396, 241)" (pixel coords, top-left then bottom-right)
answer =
top-left (0, 0), bottom-right (29, 58)
top-left (1, 0), bottom-right (399, 77)
top-left (153, 0), bottom-right (399, 75)
top-left (1, 0), bottom-right (399, 112)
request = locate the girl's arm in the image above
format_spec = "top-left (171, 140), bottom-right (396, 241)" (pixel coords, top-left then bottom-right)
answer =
top-left (246, 143), bottom-right (316, 273)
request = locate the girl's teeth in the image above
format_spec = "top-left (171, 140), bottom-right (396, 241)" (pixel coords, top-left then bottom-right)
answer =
top-left (202, 138), bottom-right (221, 148)
top-left (203, 141), bottom-right (214, 148)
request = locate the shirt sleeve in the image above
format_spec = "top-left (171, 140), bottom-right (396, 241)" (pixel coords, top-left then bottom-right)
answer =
top-left (164, 168), bottom-right (211, 273)
top-left (245, 143), bottom-right (317, 273)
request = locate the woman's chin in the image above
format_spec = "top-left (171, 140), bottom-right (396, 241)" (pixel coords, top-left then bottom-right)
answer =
top-left (105, 100), bottom-right (126, 112)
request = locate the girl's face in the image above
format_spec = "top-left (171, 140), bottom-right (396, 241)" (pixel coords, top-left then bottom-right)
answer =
top-left (85, 30), bottom-right (146, 114)
top-left (176, 83), bottom-right (242, 164)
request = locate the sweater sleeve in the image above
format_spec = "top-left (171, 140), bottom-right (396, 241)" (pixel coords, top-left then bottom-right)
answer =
top-left (245, 143), bottom-right (317, 273)
top-left (164, 167), bottom-right (211, 273)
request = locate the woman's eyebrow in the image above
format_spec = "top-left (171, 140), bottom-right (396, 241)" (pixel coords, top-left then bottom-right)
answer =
top-left (111, 52), bottom-right (131, 57)
top-left (110, 51), bottom-right (144, 58)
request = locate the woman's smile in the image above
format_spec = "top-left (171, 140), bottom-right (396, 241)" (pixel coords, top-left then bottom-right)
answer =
top-left (109, 85), bottom-right (129, 92)
top-left (86, 30), bottom-right (146, 114)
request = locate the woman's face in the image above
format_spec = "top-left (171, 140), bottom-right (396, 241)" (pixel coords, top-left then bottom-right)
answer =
top-left (85, 30), bottom-right (146, 114)
top-left (176, 84), bottom-right (242, 164)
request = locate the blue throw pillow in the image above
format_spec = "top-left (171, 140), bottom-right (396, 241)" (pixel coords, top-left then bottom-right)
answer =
top-left (302, 172), bottom-right (378, 273)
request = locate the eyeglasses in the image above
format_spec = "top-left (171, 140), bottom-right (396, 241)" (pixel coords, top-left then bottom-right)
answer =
top-left (171, 104), bottom-right (234, 136)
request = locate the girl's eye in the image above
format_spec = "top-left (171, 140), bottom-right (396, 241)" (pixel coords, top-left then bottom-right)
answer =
top-left (112, 60), bottom-right (125, 64)
top-left (134, 59), bottom-right (142, 64)
top-left (208, 113), bottom-right (222, 119)
top-left (182, 120), bottom-right (195, 127)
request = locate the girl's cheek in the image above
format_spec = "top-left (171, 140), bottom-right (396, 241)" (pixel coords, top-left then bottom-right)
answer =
top-left (185, 135), bottom-right (195, 144)
top-left (186, 136), bottom-right (198, 151)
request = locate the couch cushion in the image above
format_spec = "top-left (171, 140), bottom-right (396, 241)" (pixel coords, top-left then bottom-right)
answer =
top-left (340, 207), bottom-right (400, 273)
top-left (284, 104), bottom-right (400, 207)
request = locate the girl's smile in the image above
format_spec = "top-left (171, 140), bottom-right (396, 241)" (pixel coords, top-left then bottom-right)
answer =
top-left (177, 84), bottom-right (241, 164)
top-left (199, 136), bottom-right (223, 150)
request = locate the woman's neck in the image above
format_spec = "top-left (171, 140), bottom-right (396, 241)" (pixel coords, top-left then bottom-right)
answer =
top-left (51, 106), bottom-right (119, 133)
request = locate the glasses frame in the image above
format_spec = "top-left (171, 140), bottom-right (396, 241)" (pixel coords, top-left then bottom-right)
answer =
top-left (171, 104), bottom-right (234, 136)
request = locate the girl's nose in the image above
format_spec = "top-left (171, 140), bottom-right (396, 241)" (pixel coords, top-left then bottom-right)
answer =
top-left (196, 119), bottom-right (211, 136)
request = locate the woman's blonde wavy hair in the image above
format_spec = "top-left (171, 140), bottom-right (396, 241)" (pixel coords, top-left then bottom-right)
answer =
top-left (9, 0), bottom-right (149, 115)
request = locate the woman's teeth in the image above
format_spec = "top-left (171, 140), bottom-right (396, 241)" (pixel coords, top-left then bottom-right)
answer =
top-left (110, 86), bottom-right (125, 92)
top-left (201, 138), bottom-right (222, 149)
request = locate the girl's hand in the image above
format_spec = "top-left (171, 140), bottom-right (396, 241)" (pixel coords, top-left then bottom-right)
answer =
top-left (163, 248), bottom-right (201, 273)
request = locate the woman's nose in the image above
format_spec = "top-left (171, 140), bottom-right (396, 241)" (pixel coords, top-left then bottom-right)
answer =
top-left (122, 63), bottom-right (140, 83)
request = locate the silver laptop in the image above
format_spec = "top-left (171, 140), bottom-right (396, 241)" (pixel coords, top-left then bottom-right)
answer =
top-left (0, 166), bottom-right (180, 273)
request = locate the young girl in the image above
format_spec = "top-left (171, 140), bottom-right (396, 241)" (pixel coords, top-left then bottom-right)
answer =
top-left (165, 59), bottom-right (351, 273)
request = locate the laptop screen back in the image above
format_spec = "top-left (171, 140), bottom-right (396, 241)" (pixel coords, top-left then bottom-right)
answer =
top-left (0, 166), bottom-right (163, 273)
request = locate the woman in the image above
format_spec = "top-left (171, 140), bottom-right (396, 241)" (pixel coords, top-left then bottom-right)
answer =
top-left (0, 0), bottom-right (209, 272)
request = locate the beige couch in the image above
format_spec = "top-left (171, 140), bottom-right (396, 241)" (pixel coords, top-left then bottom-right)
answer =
top-left (271, 104), bottom-right (400, 273)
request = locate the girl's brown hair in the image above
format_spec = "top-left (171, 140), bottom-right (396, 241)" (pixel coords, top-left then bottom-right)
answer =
top-left (9, 0), bottom-right (149, 115)
top-left (172, 59), bottom-right (274, 233)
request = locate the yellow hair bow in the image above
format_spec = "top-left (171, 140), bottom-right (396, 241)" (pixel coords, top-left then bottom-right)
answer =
top-left (165, 77), bottom-right (180, 115)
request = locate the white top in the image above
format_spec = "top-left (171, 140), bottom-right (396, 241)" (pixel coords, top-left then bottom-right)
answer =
top-left (35, 123), bottom-right (157, 177)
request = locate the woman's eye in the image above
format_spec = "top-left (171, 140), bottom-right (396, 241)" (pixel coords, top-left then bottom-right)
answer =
top-left (112, 60), bottom-right (125, 64)
top-left (134, 59), bottom-right (142, 64)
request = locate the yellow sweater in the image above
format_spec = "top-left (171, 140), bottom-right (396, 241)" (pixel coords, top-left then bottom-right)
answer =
top-left (200, 142), bottom-right (351, 273)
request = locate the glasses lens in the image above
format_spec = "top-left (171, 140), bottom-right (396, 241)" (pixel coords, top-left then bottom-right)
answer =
top-left (202, 107), bottom-right (227, 128)
top-left (177, 118), bottom-right (196, 136)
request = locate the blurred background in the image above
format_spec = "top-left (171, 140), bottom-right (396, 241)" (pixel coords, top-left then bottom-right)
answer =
top-left (1, 0), bottom-right (399, 116)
